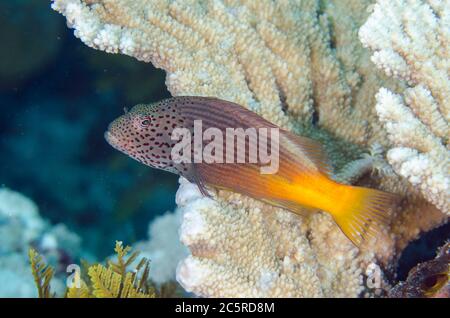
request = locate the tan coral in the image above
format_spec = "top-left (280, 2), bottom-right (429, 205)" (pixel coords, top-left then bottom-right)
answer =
top-left (52, 0), bottom-right (448, 297)
top-left (52, 0), bottom-right (391, 150)
top-left (175, 178), bottom-right (369, 297)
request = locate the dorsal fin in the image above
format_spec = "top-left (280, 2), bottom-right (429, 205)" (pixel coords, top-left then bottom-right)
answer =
top-left (280, 130), bottom-right (332, 176)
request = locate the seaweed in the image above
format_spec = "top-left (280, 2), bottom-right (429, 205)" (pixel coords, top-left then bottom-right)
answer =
top-left (29, 241), bottom-right (180, 298)
top-left (29, 248), bottom-right (55, 298)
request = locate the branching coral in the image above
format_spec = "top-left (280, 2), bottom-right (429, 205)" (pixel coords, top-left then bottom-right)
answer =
top-left (30, 241), bottom-right (157, 298)
top-left (132, 209), bottom-right (189, 284)
top-left (29, 248), bottom-right (55, 298)
top-left (359, 0), bottom-right (449, 214)
top-left (51, 0), bottom-right (391, 154)
top-left (175, 177), bottom-right (375, 297)
top-left (52, 0), bottom-right (449, 297)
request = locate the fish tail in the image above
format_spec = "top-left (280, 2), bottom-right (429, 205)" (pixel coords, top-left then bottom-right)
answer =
top-left (329, 185), bottom-right (398, 247)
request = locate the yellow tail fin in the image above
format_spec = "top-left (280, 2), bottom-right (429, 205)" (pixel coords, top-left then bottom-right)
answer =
top-left (331, 186), bottom-right (398, 247)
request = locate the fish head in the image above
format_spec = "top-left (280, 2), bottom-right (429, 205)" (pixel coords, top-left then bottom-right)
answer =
top-left (105, 104), bottom-right (153, 154)
top-left (105, 102), bottom-right (184, 173)
top-left (389, 242), bottom-right (449, 298)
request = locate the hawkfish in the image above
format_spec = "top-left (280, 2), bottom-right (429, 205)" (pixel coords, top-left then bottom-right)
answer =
top-left (105, 96), bottom-right (397, 247)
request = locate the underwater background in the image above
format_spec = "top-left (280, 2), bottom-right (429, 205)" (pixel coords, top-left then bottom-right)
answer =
top-left (0, 1), bottom-right (178, 260)
top-left (0, 0), bottom-right (448, 298)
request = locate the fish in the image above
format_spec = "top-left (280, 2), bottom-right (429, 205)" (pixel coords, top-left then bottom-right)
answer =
top-left (105, 96), bottom-right (398, 247)
top-left (389, 242), bottom-right (449, 298)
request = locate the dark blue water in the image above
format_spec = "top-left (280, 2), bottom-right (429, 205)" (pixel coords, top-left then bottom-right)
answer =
top-left (0, 1), bottom-right (177, 258)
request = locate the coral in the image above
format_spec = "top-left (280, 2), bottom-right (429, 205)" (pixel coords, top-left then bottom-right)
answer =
top-left (359, 0), bottom-right (450, 214)
top-left (0, 188), bottom-right (82, 297)
top-left (0, 188), bottom-right (46, 251)
top-left (52, 0), bottom-right (449, 297)
top-left (50, 0), bottom-right (388, 150)
top-left (176, 177), bottom-right (378, 297)
top-left (85, 242), bottom-right (155, 298)
top-left (132, 209), bottom-right (189, 284)
top-left (31, 241), bottom-right (156, 298)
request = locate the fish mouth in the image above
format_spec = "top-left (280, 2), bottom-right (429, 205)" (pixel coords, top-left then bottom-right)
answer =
top-left (104, 130), bottom-right (115, 145)
top-left (104, 130), bottom-right (128, 152)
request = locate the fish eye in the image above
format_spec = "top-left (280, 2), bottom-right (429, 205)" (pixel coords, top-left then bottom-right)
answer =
top-left (422, 273), bottom-right (447, 290)
top-left (140, 118), bottom-right (151, 127)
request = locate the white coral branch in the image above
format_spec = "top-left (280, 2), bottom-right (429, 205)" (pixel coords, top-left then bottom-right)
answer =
top-left (376, 88), bottom-right (449, 213)
top-left (360, 0), bottom-right (450, 213)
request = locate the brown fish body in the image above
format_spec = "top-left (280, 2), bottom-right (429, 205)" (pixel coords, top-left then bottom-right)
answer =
top-left (176, 98), bottom-right (327, 203)
top-left (106, 96), bottom-right (397, 247)
top-left (106, 97), bottom-right (297, 190)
